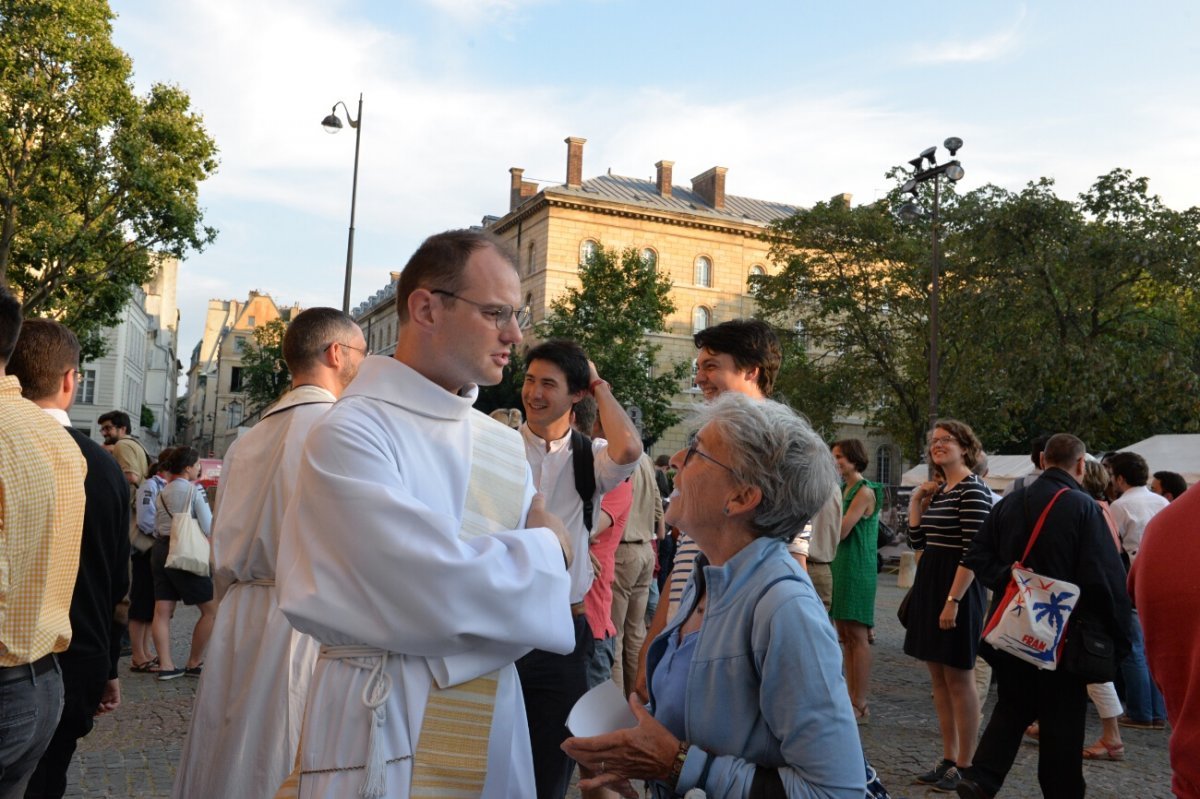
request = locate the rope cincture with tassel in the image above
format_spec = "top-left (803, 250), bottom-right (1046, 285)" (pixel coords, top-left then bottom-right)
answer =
top-left (359, 651), bottom-right (391, 798)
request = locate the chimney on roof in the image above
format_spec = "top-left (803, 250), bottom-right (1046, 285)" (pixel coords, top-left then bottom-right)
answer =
top-left (691, 166), bottom-right (727, 211)
top-left (655, 160), bottom-right (674, 197)
top-left (565, 136), bottom-right (586, 188)
top-left (831, 192), bottom-right (852, 208)
top-left (508, 168), bottom-right (538, 211)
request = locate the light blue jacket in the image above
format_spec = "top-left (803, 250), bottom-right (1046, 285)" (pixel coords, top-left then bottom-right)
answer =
top-left (646, 536), bottom-right (865, 798)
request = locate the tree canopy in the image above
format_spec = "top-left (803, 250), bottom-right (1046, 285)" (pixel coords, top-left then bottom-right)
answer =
top-left (0, 0), bottom-right (217, 357)
top-left (756, 169), bottom-right (1200, 460)
top-left (240, 318), bottom-right (290, 413)
top-left (481, 244), bottom-right (689, 443)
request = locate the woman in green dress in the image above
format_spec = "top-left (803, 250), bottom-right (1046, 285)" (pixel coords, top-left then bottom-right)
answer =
top-left (830, 438), bottom-right (883, 724)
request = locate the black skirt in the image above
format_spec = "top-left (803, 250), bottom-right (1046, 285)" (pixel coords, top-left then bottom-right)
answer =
top-left (902, 546), bottom-right (986, 669)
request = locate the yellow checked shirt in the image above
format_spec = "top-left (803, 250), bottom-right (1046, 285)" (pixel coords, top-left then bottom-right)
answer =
top-left (0, 375), bottom-right (87, 667)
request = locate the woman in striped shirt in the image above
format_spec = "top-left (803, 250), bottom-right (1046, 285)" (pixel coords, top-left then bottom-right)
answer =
top-left (903, 419), bottom-right (993, 793)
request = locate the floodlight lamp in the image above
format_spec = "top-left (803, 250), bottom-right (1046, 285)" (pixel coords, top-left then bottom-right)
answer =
top-left (898, 201), bottom-right (923, 223)
top-left (901, 178), bottom-right (918, 195)
top-left (920, 146), bottom-right (937, 166)
top-left (321, 113), bottom-right (343, 134)
top-left (945, 163), bottom-right (965, 182)
top-left (908, 156), bottom-right (925, 172)
top-left (944, 137), bottom-right (963, 156)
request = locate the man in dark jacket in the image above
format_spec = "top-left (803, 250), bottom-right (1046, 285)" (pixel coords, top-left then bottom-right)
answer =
top-left (7, 320), bottom-right (130, 799)
top-left (957, 434), bottom-right (1133, 799)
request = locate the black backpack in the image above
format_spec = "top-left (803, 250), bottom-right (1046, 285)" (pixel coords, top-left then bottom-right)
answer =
top-left (569, 429), bottom-right (596, 533)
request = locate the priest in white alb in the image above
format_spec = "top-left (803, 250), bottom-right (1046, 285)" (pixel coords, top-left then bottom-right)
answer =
top-left (172, 307), bottom-right (368, 798)
top-left (276, 230), bottom-right (575, 799)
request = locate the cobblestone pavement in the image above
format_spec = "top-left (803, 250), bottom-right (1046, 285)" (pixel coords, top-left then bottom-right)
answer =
top-left (70, 577), bottom-right (1172, 797)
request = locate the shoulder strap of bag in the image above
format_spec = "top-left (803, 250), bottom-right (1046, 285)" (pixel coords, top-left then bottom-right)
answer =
top-left (158, 481), bottom-right (197, 521)
top-left (570, 428), bottom-right (596, 533)
top-left (1017, 487), bottom-right (1069, 566)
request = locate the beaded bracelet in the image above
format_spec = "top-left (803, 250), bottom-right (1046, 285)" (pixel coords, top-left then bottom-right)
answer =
top-left (668, 741), bottom-right (690, 789)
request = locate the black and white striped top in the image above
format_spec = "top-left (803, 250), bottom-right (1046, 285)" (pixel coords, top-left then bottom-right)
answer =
top-left (910, 473), bottom-right (992, 561)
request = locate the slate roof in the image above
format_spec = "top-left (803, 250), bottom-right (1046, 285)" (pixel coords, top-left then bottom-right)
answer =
top-left (543, 173), bottom-right (801, 226)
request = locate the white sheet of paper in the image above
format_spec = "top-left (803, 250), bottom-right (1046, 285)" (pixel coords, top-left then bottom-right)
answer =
top-left (567, 679), bottom-right (639, 737)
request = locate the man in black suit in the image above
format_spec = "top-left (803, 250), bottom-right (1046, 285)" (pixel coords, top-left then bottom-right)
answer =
top-left (6, 320), bottom-right (130, 799)
top-left (957, 434), bottom-right (1133, 799)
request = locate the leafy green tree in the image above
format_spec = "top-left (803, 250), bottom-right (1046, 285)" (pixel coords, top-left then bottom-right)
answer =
top-left (528, 244), bottom-right (689, 443)
top-left (758, 169), bottom-right (1200, 460)
top-left (0, 0), bottom-right (218, 358)
top-left (240, 319), bottom-right (290, 412)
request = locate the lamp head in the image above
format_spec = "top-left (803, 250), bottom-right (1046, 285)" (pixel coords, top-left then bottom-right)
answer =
top-left (944, 137), bottom-right (963, 156)
top-left (919, 146), bottom-right (937, 166)
top-left (945, 163), bottom-right (965, 182)
top-left (321, 112), bottom-right (343, 134)
top-left (908, 156), bottom-right (925, 172)
top-left (898, 201), bottom-right (923, 223)
top-left (901, 178), bottom-right (918, 195)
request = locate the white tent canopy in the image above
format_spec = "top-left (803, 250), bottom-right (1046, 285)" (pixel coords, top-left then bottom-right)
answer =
top-left (901, 454), bottom-right (1037, 492)
top-left (1115, 434), bottom-right (1200, 486)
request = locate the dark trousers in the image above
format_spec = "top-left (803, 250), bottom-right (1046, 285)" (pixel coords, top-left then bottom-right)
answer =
top-left (515, 613), bottom-right (592, 799)
top-left (23, 655), bottom-right (109, 799)
top-left (0, 658), bottom-right (64, 799)
top-left (965, 653), bottom-right (1089, 798)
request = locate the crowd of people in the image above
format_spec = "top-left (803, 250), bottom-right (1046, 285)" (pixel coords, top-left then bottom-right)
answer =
top-left (0, 227), bottom-right (1195, 799)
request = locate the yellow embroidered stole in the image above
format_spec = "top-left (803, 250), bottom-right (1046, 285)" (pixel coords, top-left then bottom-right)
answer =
top-left (409, 411), bottom-right (527, 798)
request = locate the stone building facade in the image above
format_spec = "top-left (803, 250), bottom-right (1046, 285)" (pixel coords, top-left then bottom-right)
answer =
top-left (70, 257), bottom-right (181, 454)
top-left (484, 136), bottom-right (902, 481)
top-left (182, 291), bottom-right (301, 457)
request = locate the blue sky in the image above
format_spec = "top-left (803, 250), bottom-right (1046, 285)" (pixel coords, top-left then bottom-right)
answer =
top-left (106, 0), bottom-right (1200, 359)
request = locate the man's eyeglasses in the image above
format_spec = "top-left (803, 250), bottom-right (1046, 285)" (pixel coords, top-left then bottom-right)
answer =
top-left (430, 289), bottom-right (531, 330)
top-left (323, 342), bottom-right (369, 357)
top-left (683, 443), bottom-right (737, 476)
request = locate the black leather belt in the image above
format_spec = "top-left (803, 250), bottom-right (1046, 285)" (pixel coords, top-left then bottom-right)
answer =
top-left (0, 653), bottom-right (57, 686)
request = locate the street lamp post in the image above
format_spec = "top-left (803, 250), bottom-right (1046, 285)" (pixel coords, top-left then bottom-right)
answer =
top-left (898, 137), bottom-right (965, 433)
top-left (321, 94), bottom-right (364, 314)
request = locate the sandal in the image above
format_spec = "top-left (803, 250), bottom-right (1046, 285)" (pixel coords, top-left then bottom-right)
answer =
top-left (130, 657), bottom-right (160, 673)
top-left (1082, 739), bottom-right (1125, 761)
top-left (853, 703), bottom-right (870, 725)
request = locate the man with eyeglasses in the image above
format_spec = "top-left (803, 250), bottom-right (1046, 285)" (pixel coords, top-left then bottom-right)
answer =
top-left (517, 338), bottom-right (642, 799)
top-left (0, 289), bottom-right (87, 798)
top-left (277, 229), bottom-right (575, 799)
top-left (98, 410), bottom-right (149, 490)
top-left (5, 319), bottom-right (128, 799)
top-left (172, 307), bottom-right (365, 799)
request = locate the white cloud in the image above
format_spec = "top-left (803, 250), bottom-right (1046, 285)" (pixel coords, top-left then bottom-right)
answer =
top-left (908, 6), bottom-right (1025, 64)
top-left (106, 0), bottom-right (1200, 375)
top-left (418, 0), bottom-right (552, 22)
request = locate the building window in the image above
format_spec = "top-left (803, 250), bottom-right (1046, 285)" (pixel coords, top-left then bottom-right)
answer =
top-left (748, 264), bottom-right (766, 289)
top-left (694, 256), bottom-right (712, 287)
top-left (234, 336), bottom-right (247, 352)
top-left (580, 239), bottom-right (599, 265)
top-left (227, 399), bottom-right (244, 429)
top-left (692, 305), bottom-right (712, 333)
top-left (689, 359), bottom-right (700, 392)
top-left (641, 247), bottom-right (657, 268)
top-left (75, 369), bottom-right (97, 405)
top-left (876, 445), bottom-right (893, 484)
top-left (793, 319), bottom-right (808, 351)
top-left (527, 242), bottom-right (536, 275)
top-left (247, 315), bottom-right (256, 327)
top-left (229, 366), bottom-right (244, 392)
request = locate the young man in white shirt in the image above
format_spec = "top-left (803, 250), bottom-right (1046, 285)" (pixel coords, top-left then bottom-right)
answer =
top-left (517, 339), bottom-right (642, 799)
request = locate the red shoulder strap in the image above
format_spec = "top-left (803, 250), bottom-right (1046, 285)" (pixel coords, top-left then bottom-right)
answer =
top-left (1018, 487), bottom-right (1069, 566)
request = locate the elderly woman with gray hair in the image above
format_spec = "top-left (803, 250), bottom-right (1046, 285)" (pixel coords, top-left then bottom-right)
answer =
top-left (563, 393), bottom-right (865, 798)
